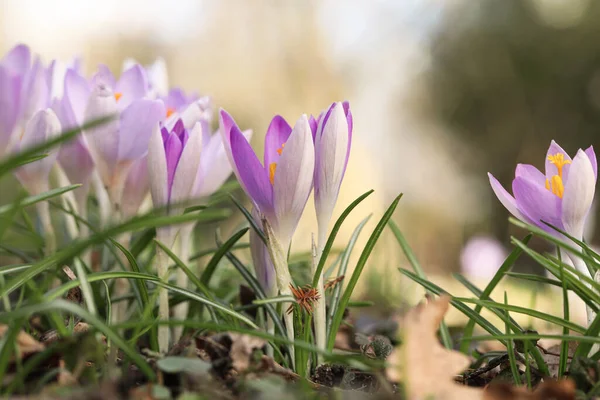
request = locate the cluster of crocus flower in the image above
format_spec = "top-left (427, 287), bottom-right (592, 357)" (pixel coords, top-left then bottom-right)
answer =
top-left (489, 140), bottom-right (598, 325)
top-left (0, 44), bottom-right (234, 352)
top-left (219, 101), bottom-right (353, 358)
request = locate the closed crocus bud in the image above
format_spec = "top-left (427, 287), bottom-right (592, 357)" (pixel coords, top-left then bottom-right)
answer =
top-left (148, 119), bottom-right (203, 219)
top-left (313, 101), bottom-right (352, 247)
top-left (14, 109), bottom-right (61, 194)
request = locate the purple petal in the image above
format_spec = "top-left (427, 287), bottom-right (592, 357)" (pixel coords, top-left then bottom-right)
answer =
top-left (263, 115), bottom-right (292, 169)
top-left (272, 115), bottom-right (315, 248)
top-left (63, 69), bottom-right (91, 128)
top-left (488, 173), bottom-right (529, 222)
top-left (165, 131), bottom-right (183, 200)
top-left (171, 122), bottom-right (202, 205)
top-left (58, 137), bottom-right (95, 185)
top-left (1, 44), bottom-right (31, 74)
top-left (0, 66), bottom-right (21, 150)
top-left (515, 164), bottom-right (545, 186)
top-left (91, 64), bottom-right (116, 89)
top-left (342, 101), bottom-right (353, 170)
top-left (512, 176), bottom-right (563, 233)
top-left (117, 99), bottom-right (165, 161)
top-left (585, 146), bottom-right (597, 179)
top-left (115, 64), bottom-right (148, 110)
top-left (20, 58), bottom-right (50, 124)
top-left (121, 156), bottom-right (149, 219)
top-left (561, 149), bottom-right (596, 239)
top-left (230, 124), bottom-right (273, 214)
top-left (545, 140), bottom-right (572, 183)
top-left (308, 115), bottom-right (318, 141)
top-left (195, 130), bottom-right (231, 197)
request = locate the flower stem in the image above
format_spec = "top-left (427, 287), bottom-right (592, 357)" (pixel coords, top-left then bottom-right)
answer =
top-left (173, 225), bottom-right (193, 342)
top-left (264, 219), bottom-right (295, 366)
top-left (156, 228), bottom-right (174, 353)
top-left (313, 232), bottom-right (327, 364)
top-left (36, 201), bottom-right (56, 257)
top-left (566, 251), bottom-right (596, 327)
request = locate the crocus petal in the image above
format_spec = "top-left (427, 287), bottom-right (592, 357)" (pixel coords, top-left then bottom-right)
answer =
top-left (514, 164), bottom-right (545, 186)
top-left (488, 173), bottom-right (529, 222)
top-left (84, 85), bottom-right (120, 184)
top-left (58, 136), bottom-right (95, 186)
top-left (513, 176), bottom-right (563, 233)
top-left (1, 44), bottom-right (31, 74)
top-left (147, 58), bottom-right (169, 98)
top-left (117, 99), bottom-right (165, 161)
top-left (121, 156), bottom-right (149, 219)
top-left (15, 109), bottom-right (61, 191)
top-left (171, 122), bottom-right (203, 206)
top-left (20, 58), bottom-right (49, 124)
top-left (148, 125), bottom-right (169, 208)
top-left (0, 67), bottom-right (21, 151)
top-left (314, 102), bottom-right (350, 232)
top-left (115, 64), bottom-right (148, 110)
top-left (250, 207), bottom-right (277, 297)
top-left (545, 140), bottom-right (572, 183)
top-left (230, 124), bottom-right (274, 215)
top-left (263, 115), bottom-right (292, 168)
top-left (273, 115), bottom-right (315, 248)
top-left (91, 64), bottom-right (116, 90)
top-left (63, 69), bottom-right (91, 128)
top-left (585, 146), bottom-right (597, 179)
top-left (164, 131), bottom-right (183, 198)
top-left (561, 149), bottom-right (596, 240)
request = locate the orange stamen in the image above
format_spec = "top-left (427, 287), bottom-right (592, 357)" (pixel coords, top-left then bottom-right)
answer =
top-left (276, 143), bottom-right (285, 156)
top-left (166, 107), bottom-right (176, 118)
top-left (114, 92), bottom-right (123, 102)
top-left (269, 163), bottom-right (277, 185)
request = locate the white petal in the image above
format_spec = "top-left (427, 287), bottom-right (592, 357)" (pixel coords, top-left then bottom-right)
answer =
top-left (314, 102), bottom-right (349, 234)
top-left (561, 149), bottom-right (596, 240)
top-left (147, 125), bottom-right (169, 208)
top-left (147, 57), bottom-right (169, 98)
top-left (121, 156), bottom-right (149, 219)
top-left (273, 115), bottom-right (314, 249)
top-left (170, 122), bottom-right (203, 207)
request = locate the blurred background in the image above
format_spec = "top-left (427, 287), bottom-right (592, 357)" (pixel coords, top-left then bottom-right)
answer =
top-left (2, 0), bottom-right (599, 322)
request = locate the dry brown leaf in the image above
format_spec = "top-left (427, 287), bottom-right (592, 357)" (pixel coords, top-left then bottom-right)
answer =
top-left (0, 324), bottom-right (45, 357)
top-left (228, 333), bottom-right (266, 373)
top-left (398, 296), bottom-right (576, 400)
top-left (400, 295), bottom-right (483, 400)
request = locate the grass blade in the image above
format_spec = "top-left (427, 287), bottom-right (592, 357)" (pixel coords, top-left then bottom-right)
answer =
top-left (200, 228), bottom-right (249, 286)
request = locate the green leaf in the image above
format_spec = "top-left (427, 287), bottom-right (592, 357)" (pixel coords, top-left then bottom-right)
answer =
top-left (200, 228), bottom-right (249, 286)
top-left (0, 184), bottom-right (81, 216)
top-left (230, 195), bottom-right (266, 243)
top-left (327, 194), bottom-right (401, 351)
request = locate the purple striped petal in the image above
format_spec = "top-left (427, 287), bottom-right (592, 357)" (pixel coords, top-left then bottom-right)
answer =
top-left (115, 64), bottom-right (148, 110)
top-left (585, 146), bottom-right (597, 179)
top-left (230, 124), bottom-right (273, 215)
top-left (545, 140), bottom-right (571, 183)
top-left (170, 122), bottom-right (202, 205)
top-left (561, 149), bottom-right (596, 239)
top-left (263, 115), bottom-right (292, 168)
top-left (272, 115), bottom-right (314, 248)
top-left (513, 176), bottom-right (562, 233)
top-left (488, 173), bottom-right (528, 222)
top-left (117, 99), bottom-right (165, 161)
top-left (515, 164), bottom-right (545, 186)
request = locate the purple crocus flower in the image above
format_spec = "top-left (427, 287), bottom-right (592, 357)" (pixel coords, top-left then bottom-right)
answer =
top-left (313, 101), bottom-right (353, 246)
top-left (148, 119), bottom-right (203, 214)
top-left (460, 235), bottom-right (508, 279)
top-left (84, 64), bottom-right (165, 200)
top-left (123, 57), bottom-right (169, 98)
top-left (489, 140), bottom-right (597, 244)
top-left (220, 109), bottom-right (315, 251)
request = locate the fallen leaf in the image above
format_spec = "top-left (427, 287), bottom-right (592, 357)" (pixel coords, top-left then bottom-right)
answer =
top-left (0, 324), bottom-right (45, 357)
top-left (228, 333), bottom-right (266, 373)
top-left (398, 296), bottom-right (577, 400)
top-left (400, 295), bottom-right (483, 400)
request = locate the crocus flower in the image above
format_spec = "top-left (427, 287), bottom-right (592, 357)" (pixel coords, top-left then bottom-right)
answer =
top-left (460, 235), bottom-right (508, 279)
top-left (489, 141), bottom-right (597, 276)
top-left (0, 44), bottom-right (31, 155)
top-left (313, 101), bottom-right (353, 246)
top-left (84, 64), bottom-right (165, 201)
top-left (220, 109), bottom-right (315, 251)
top-left (250, 208), bottom-right (277, 297)
top-left (13, 109), bottom-right (61, 194)
top-left (148, 119), bottom-right (203, 220)
top-left (123, 57), bottom-right (169, 98)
